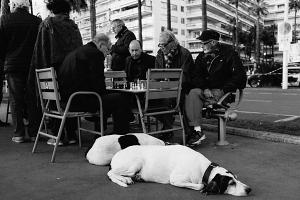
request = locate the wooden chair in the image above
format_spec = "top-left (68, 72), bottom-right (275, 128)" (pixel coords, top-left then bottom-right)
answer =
top-left (32, 67), bottom-right (104, 162)
top-left (134, 69), bottom-right (185, 145)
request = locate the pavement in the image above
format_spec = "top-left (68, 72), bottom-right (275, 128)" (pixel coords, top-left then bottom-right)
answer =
top-left (0, 102), bottom-right (300, 200)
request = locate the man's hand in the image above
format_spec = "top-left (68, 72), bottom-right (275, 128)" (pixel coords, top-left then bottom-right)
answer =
top-left (204, 89), bottom-right (213, 98)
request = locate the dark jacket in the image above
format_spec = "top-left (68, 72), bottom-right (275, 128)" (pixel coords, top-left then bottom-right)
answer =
top-left (57, 42), bottom-right (106, 107)
top-left (125, 52), bottom-right (155, 82)
top-left (111, 26), bottom-right (136, 71)
top-left (0, 8), bottom-right (41, 73)
top-left (155, 45), bottom-right (194, 94)
top-left (57, 42), bottom-right (106, 106)
top-left (192, 44), bottom-right (247, 93)
top-left (30, 14), bottom-right (83, 71)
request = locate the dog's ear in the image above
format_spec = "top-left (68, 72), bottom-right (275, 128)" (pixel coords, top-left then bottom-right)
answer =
top-left (118, 135), bottom-right (140, 149)
top-left (219, 176), bottom-right (232, 194)
top-left (202, 174), bottom-right (221, 195)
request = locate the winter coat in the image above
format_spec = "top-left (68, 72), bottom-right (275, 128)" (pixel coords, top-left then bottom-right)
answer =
top-left (125, 52), bottom-right (155, 82)
top-left (192, 44), bottom-right (247, 93)
top-left (0, 8), bottom-right (41, 73)
top-left (155, 45), bottom-right (194, 94)
top-left (111, 26), bottom-right (136, 71)
top-left (57, 42), bottom-right (106, 106)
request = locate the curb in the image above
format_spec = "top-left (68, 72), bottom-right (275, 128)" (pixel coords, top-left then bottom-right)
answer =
top-left (202, 124), bottom-right (300, 145)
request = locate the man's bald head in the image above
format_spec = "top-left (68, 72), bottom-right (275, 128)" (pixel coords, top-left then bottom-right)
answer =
top-left (129, 40), bottom-right (142, 60)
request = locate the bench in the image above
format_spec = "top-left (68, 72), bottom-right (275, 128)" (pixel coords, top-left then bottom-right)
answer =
top-left (202, 89), bottom-right (243, 145)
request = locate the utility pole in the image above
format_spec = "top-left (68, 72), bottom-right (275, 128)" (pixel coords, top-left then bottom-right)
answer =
top-left (282, 0), bottom-right (289, 89)
top-left (167, 0), bottom-right (171, 30)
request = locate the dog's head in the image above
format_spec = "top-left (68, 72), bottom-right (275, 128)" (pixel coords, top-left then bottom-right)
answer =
top-left (203, 167), bottom-right (251, 196)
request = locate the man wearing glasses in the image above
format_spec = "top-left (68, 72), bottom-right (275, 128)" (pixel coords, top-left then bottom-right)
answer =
top-left (110, 19), bottom-right (136, 71)
top-left (155, 30), bottom-right (194, 141)
top-left (184, 30), bottom-right (247, 146)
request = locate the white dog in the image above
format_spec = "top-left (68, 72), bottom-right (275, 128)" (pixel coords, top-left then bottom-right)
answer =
top-left (108, 145), bottom-right (251, 196)
top-left (86, 133), bottom-right (165, 165)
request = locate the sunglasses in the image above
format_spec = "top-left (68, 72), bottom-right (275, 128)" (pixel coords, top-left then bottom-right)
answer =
top-left (158, 40), bottom-right (172, 48)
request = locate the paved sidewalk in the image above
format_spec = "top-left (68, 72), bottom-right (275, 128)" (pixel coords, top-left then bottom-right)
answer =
top-left (1, 121), bottom-right (299, 200)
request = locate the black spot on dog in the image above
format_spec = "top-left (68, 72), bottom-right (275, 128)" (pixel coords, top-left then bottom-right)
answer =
top-left (118, 135), bottom-right (140, 149)
top-left (203, 174), bottom-right (232, 195)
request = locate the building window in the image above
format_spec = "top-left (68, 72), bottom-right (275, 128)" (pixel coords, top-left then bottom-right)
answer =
top-left (181, 6), bottom-right (184, 12)
top-left (171, 4), bottom-right (177, 11)
top-left (181, 18), bottom-right (185, 24)
top-left (172, 28), bottom-right (178, 35)
top-left (181, 29), bottom-right (185, 36)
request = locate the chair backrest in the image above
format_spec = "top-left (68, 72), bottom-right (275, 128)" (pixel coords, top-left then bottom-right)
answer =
top-left (104, 70), bottom-right (127, 88)
top-left (144, 69), bottom-right (183, 111)
top-left (35, 67), bottom-right (63, 114)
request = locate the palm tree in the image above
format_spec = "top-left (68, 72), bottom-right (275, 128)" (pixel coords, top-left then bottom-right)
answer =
top-left (89, 0), bottom-right (96, 39)
top-left (228, 0), bottom-right (248, 52)
top-left (202, 0), bottom-right (207, 31)
top-left (250, 0), bottom-right (268, 67)
top-left (167, 0), bottom-right (171, 30)
top-left (0, 0), bottom-right (10, 16)
top-left (289, 0), bottom-right (300, 43)
top-left (138, 0), bottom-right (143, 47)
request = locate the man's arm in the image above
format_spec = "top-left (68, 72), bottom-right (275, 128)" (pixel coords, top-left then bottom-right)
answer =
top-left (222, 52), bottom-right (247, 93)
top-left (191, 53), bottom-right (209, 90)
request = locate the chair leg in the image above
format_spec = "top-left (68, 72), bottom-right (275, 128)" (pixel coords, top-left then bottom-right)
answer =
top-left (77, 117), bottom-right (82, 148)
top-left (216, 117), bottom-right (229, 146)
top-left (32, 113), bottom-right (46, 153)
top-left (51, 116), bottom-right (67, 163)
top-left (5, 99), bottom-right (10, 123)
top-left (178, 112), bottom-right (186, 146)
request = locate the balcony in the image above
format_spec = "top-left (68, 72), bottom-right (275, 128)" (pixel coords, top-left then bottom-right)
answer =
top-left (111, 6), bottom-right (152, 20)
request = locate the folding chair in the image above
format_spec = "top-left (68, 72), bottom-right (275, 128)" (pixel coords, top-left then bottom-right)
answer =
top-left (32, 67), bottom-right (104, 162)
top-left (134, 69), bottom-right (185, 145)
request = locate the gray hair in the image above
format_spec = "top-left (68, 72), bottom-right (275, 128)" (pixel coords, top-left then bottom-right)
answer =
top-left (93, 33), bottom-right (110, 45)
top-left (10, 0), bottom-right (30, 9)
top-left (160, 30), bottom-right (179, 45)
top-left (111, 19), bottom-right (125, 26)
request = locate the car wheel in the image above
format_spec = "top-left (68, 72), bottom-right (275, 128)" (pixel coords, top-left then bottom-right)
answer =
top-left (249, 78), bottom-right (261, 88)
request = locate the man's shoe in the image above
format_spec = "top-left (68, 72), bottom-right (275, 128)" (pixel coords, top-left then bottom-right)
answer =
top-left (47, 138), bottom-right (63, 146)
top-left (0, 120), bottom-right (10, 127)
top-left (68, 139), bottom-right (77, 145)
top-left (12, 136), bottom-right (25, 143)
top-left (187, 130), bottom-right (206, 146)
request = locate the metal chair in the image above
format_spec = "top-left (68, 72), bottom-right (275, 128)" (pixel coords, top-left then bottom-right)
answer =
top-left (32, 67), bottom-right (104, 162)
top-left (134, 69), bottom-right (185, 145)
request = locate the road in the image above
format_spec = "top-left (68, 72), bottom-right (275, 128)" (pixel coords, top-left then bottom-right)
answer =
top-left (238, 87), bottom-right (300, 121)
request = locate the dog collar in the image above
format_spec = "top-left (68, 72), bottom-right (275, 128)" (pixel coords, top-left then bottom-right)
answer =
top-left (202, 162), bottom-right (219, 185)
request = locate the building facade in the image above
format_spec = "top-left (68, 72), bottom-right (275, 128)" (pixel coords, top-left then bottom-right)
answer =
top-left (264, 0), bottom-right (300, 62)
top-left (32, 0), bottom-right (258, 57)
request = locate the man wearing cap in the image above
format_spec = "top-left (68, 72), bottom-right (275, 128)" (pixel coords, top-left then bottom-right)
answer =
top-left (184, 29), bottom-right (247, 146)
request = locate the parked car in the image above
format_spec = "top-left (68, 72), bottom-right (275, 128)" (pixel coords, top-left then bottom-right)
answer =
top-left (247, 66), bottom-right (300, 87)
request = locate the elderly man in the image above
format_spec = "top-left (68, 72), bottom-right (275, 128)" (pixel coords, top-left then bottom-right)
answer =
top-left (185, 30), bottom-right (247, 146)
top-left (110, 19), bottom-right (136, 71)
top-left (125, 40), bottom-right (155, 82)
top-left (0, 0), bottom-right (41, 143)
top-left (155, 30), bottom-right (194, 139)
top-left (57, 33), bottom-right (131, 140)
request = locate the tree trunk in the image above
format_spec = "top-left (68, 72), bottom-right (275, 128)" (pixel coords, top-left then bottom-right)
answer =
top-left (90, 0), bottom-right (96, 39)
top-left (235, 2), bottom-right (239, 53)
top-left (138, 0), bottom-right (143, 48)
top-left (255, 17), bottom-right (260, 68)
top-left (294, 9), bottom-right (297, 43)
top-left (0, 0), bottom-right (10, 16)
top-left (167, 0), bottom-right (171, 30)
top-left (202, 0), bottom-right (207, 31)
